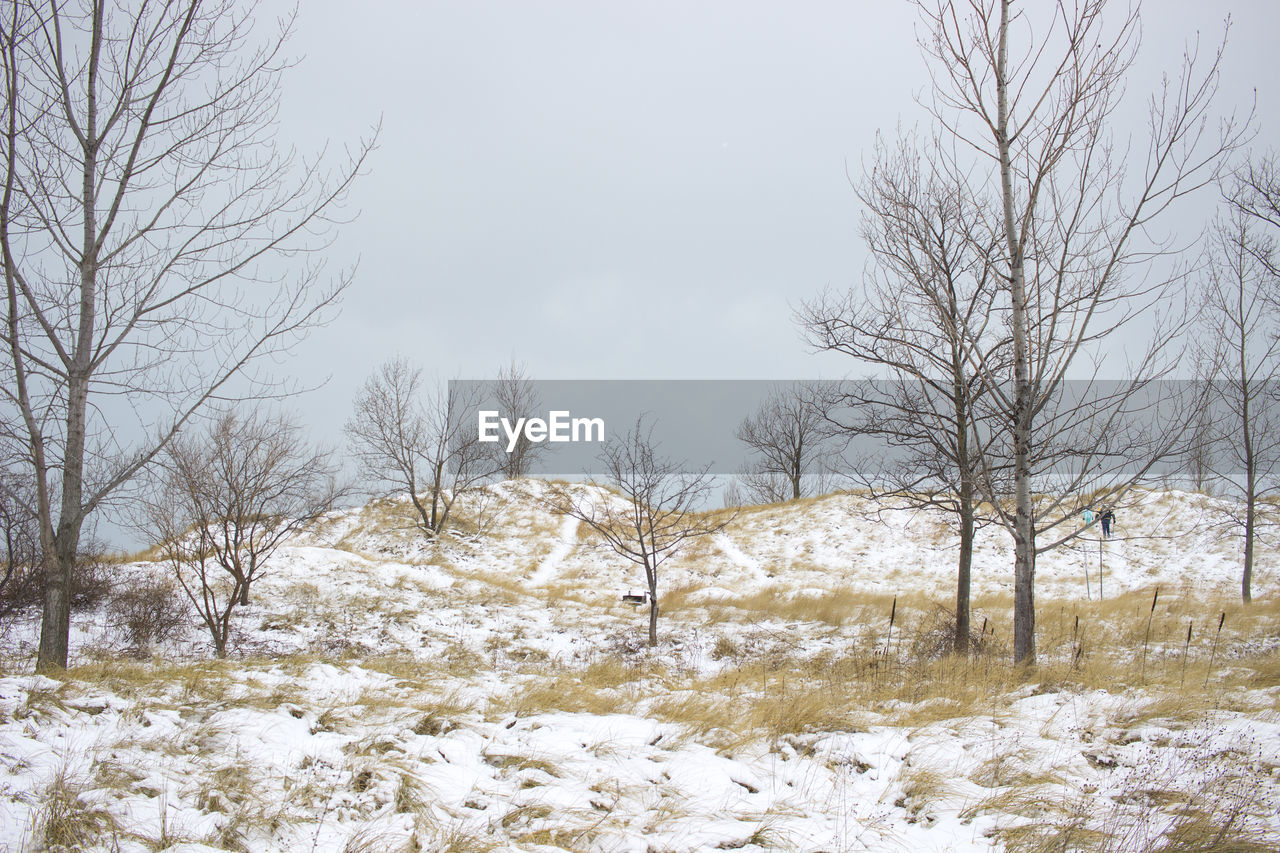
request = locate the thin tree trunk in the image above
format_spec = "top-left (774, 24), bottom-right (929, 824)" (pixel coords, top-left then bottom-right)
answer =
top-left (956, 476), bottom-right (974, 657)
top-left (38, 228), bottom-right (95, 672)
top-left (430, 473), bottom-right (442, 533)
top-left (1243, 492), bottom-right (1254, 603)
top-left (646, 563), bottom-right (659, 646)
top-left (1242, 396), bottom-right (1255, 603)
top-left (995, 0), bottom-right (1036, 668)
top-left (1240, 295), bottom-right (1255, 604)
top-left (953, 296), bottom-right (974, 657)
top-left (408, 482), bottom-right (435, 539)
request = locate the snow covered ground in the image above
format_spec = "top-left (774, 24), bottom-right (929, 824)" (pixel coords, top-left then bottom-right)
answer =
top-left (1, 483), bottom-right (1277, 851)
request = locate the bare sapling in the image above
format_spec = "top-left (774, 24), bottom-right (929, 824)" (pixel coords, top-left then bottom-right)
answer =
top-left (548, 416), bottom-right (730, 646)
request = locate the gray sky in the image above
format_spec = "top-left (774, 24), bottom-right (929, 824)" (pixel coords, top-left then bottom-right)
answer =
top-left (264, 0), bottom-right (1280, 445)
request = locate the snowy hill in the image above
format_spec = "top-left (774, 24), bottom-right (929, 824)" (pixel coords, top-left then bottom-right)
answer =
top-left (0, 483), bottom-right (1277, 852)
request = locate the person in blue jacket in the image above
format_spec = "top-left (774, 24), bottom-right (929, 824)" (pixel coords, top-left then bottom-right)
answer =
top-left (1100, 507), bottom-right (1114, 539)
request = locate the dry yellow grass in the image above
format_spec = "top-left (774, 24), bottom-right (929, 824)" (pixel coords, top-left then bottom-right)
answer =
top-left (603, 582), bottom-right (1280, 743)
top-left (539, 580), bottom-right (597, 608)
top-left (497, 657), bottom-right (663, 718)
top-left (30, 768), bottom-right (119, 852)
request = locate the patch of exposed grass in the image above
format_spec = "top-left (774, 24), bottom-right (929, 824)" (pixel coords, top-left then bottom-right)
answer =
top-left (30, 768), bottom-right (118, 851)
top-left (409, 813), bottom-right (491, 853)
top-left (409, 688), bottom-right (478, 736)
top-left (541, 580), bottom-right (597, 607)
top-left (15, 679), bottom-right (71, 720)
top-left (649, 670), bottom-right (856, 750)
top-left (500, 657), bottom-right (659, 717)
top-left (894, 764), bottom-right (955, 824)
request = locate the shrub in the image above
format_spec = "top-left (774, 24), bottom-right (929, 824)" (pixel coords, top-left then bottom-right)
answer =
top-left (107, 575), bottom-right (190, 655)
top-left (1, 550), bottom-right (117, 621)
top-left (909, 605), bottom-right (995, 663)
top-left (70, 553), bottom-right (117, 610)
top-left (0, 559), bottom-right (42, 617)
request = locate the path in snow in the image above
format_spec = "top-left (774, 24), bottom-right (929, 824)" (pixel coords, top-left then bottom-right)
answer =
top-left (716, 532), bottom-right (764, 577)
top-left (531, 515), bottom-right (579, 584)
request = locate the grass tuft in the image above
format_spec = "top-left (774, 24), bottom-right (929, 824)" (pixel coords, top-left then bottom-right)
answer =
top-left (32, 769), bottom-right (117, 851)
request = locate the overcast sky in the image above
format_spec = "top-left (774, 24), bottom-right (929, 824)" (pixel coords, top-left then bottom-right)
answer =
top-left (260, 0), bottom-right (1280, 445)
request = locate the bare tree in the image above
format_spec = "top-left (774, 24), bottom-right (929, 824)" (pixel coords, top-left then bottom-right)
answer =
top-left (346, 358), bottom-right (492, 539)
top-left (735, 382), bottom-right (836, 504)
top-left (1181, 388), bottom-right (1219, 494)
top-left (549, 417), bottom-right (730, 646)
top-left (800, 132), bottom-right (1002, 656)
top-left (0, 1), bottom-right (372, 670)
top-left (491, 361), bottom-right (547, 480)
top-left (146, 406), bottom-right (341, 658)
top-left (912, 0), bottom-right (1242, 665)
top-left (1197, 211), bottom-right (1280, 603)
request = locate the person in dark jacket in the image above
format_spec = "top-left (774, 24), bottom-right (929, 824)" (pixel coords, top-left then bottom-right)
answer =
top-left (1100, 508), bottom-right (1114, 539)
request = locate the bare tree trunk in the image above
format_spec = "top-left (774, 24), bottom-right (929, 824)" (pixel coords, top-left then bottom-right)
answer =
top-left (1243, 491), bottom-right (1255, 603)
top-left (955, 386), bottom-right (975, 656)
top-left (646, 560), bottom-right (659, 646)
top-left (409, 491), bottom-right (433, 537)
top-left (40, 450), bottom-right (86, 668)
top-left (1240, 312), bottom-right (1256, 605)
top-left (952, 308), bottom-right (976, 657)
top-left (214, 615), bottom-right (229, 658)
top-left (1242, 366), bottom-right (1255, 603)
top-left (993, 0), bottom-right (1036, 668)
top-left (956, 496), bottom-right (974, 655)
top-left (37, 544), bottom-right (72, 669)
top-left (647, 598), bottom-right (659, 647)
top-left (790, 443), bottom-right (803, 500)
top-left (430, 467), bottom-right (443, 533)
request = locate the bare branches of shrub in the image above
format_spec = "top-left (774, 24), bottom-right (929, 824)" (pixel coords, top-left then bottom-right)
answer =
top-left (143, 406), bottom-right (343, 658)
top-left (107, 576), bottom-right (189, 657)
